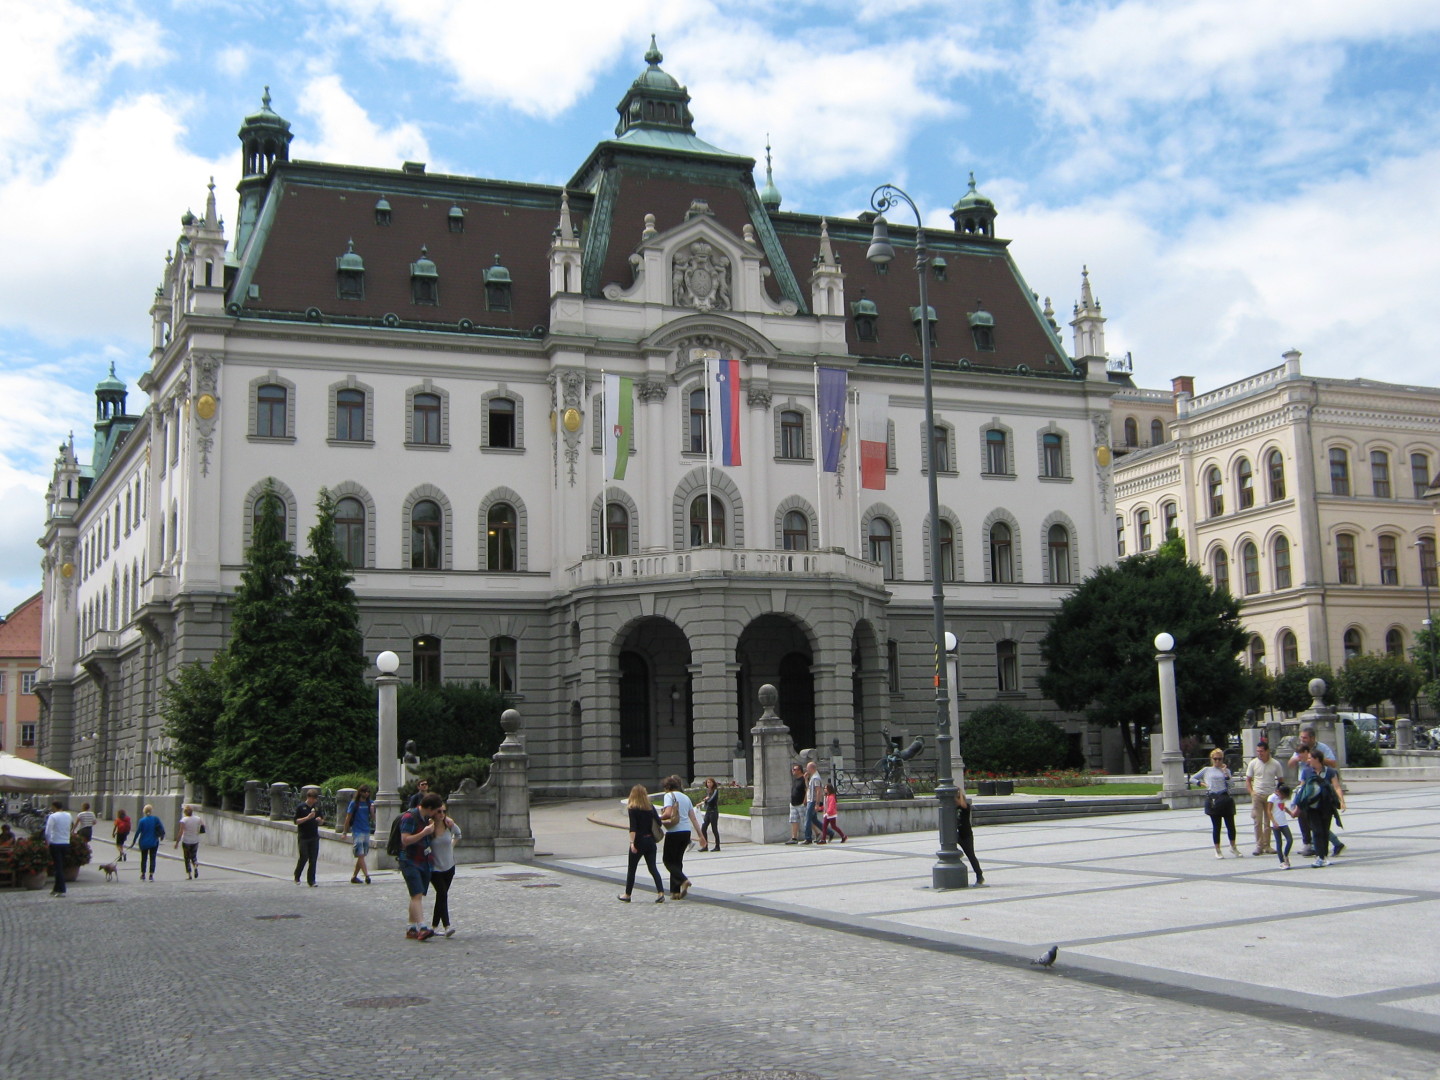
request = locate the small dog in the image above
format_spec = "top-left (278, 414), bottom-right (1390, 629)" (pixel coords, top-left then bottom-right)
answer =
top-left (99, 862), bottom-right (119, 882)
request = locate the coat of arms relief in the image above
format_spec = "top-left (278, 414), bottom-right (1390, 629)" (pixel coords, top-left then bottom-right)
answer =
top-left (672, 240), bottom-right (732, 312)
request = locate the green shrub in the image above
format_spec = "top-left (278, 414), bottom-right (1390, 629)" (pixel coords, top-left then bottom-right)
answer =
top-left (318, 773), bottom-right (378, 795)
top-left (958, 703), bottom-right (1069, 776)
top-left (1344, 724), bottom-right (1382, 768)
top-left (398, 755), bottom-right (492, 803)
top-left (396, 682), bottom-right (507, 761)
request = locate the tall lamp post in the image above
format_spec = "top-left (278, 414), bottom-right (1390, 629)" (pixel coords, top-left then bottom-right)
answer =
top-left (867, 184), bottom-right (967, 890)
top-left (1415, 540), bottom-right (1436, 682)
top-left (374, 650), bottom-right (402, 850)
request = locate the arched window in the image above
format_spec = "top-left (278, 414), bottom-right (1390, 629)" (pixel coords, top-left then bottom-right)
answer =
top-left (1248, 635), bottom-right (1266, 669)
top-left (996, 640), bottom-right (1019, 692)
top-left (1048, 524), bottom-right (1071, 584)
top-left (489, 636), bottom-right (517, 693)
top-left (1336, 532), bottom-right (1357, 584)
top-left (1329, 448), bottom-right (1350, 495)
top-left (984, 428), bottom-right (1007, 474)
top-left (1241, 541), bottom-right (1259, 595)
top-left (1206, 467), bottom-right (1224, 516)
top-left (411, 500), bottom-right (442, 569)
top-left (334, 497), bottom-right (365, 567)
top-left (412, 392), bottom-right (442, 445)
top-left (488, 397), bottom-right (516, 449)
top-left (1378, 533), bottom-right (1398, 585)
top-left (1137, 508), bottom-right (1152, 552)
top-left (1123, 417), bottom-right (1138, 447)
top-left (335, 388), bottom-right (366, 441)
top-left (780, 410), bottom-right (805, 459)
top-left (688, 390), bottom-right (707, 454)
top-left (937, 519), bottom-right (955, 582)
top-left (1280, 630), bottom-right (1299, 672)
top-left (606, 503), bottom-right (630, 556)
top-left (1161, 501), bottom-right (1178, 539)
top-left (1343, 627), bottom-right (1362, 661)
top-left (1267, 449), bottom-right (1286, 501)
top-left (487, 503), bottom-right (517, 571)
top-left (989, 522), bottom-right (1013, 583)
top-left (1237, 458), bottom-right (1254, 509)
top-left (689, 495), bottom-right (725, 546)
top-left (257, 384), bottom-right (287, 438)
top-left (783, 510), bottom-right (809, 551)
top-left (1211, 546), bottom-right (1229, 591)
top-left (1150, 418), bottom-right (1164, 446)
top-left (1273, 535), bottom-right (1292, 590)
top-left (1371, 450), bottom-right (1391, 498)
top-left (413, 635), bottom-right (441, 686)
top-left (868, 517), bottom-right (895, 579)
top-left (1042, 432), bottom-right (1064, 477)
top-left (1386, 628), bottom-right (1404, 656)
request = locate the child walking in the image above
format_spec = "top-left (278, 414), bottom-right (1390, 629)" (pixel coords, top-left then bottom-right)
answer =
top-left (1268, 782), bottom-right (1296, 869)
top-left (821, 784), bottom-right (847, 843)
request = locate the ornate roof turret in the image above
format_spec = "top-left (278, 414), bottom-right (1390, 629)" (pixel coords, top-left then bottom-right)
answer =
top-left (238, 86), bottom-right (293, 179)
top-left (951, 171), bottom-right (997, 238)
top-left (759, 138), bottom-right (782, 210)
top-left (614, 36), bottom-right (695, 138)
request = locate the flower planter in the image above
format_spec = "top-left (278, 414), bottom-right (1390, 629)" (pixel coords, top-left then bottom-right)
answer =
top-left (977, 780), bottom-right (997, 796)
top-left (63, 865), bottom-right (80, 882)
top-left (21, 871), bottom-right (47, 891)
top-left (994, 780), bottom-right (1015, 796)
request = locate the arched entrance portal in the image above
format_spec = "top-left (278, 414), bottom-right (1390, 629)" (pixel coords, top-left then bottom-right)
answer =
top-left (736, 614), bottom-right (815, 752)
top-left (615, 617), bottom-right (692, 790)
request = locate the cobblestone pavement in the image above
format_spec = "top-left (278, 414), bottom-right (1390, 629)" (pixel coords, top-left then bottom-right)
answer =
top-left (5, 852), bottom-right (1439, 1080)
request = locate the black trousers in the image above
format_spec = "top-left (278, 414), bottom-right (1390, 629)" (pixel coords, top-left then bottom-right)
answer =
top-left (957, 807), bottom-right (983, 879)
top-left (294, 837), bottom-right (319, 884)
top-left (1309, 808), bottom-right (1333, 859)
top-left (49, 843), bottom-right (68, 893)
top-left (431, 866), bottom-right (455, 927)
top-left (700, 810), bottom-right (720, 849)
top-left (661, 832), bottom-right (690, 894)
top-left (626, 837), bottom-right (665, 895)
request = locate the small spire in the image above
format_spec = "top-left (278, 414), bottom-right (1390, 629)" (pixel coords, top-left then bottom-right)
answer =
top-left (645, 34), bottom-right (662, 66)
top-left (557, 191), bottom-right (575, 242)
top-left (759, 134), bottom-right (783, 210)
top-left (967, 171), bottom-right (978, 193)
top-left (817, 219), bottom-right (836, 267)
top-left (1079, 265), bottom-right (1094, 308)
top-left (204, 176), bottom-right (218, 227)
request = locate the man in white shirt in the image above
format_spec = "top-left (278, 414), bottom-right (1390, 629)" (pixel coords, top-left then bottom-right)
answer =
top-left (44, 800), bottom-right (73, 896)
top-left (1244, 741), bottom-right (1285, 855)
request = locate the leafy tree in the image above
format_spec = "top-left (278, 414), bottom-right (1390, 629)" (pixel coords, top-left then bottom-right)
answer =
top-left (1411, 625), bottom-right (1439, 685)
top-left (397, 681), bottom-right (508, 760)
top-left (1271, 661), bottom-right (1336, 715)
top-left (282, 489), bottom-right (372, 781)
top-left (1038, 544), bottom-right (1249, 772)
top-left (209, 481), bottom-right (298, 795)
top-left (1337, 653), bottom-right (1423, 716)
top-left (158, 651), bottom-right (229, 791)
top-left (957, 702), bottom-right (1068, 776)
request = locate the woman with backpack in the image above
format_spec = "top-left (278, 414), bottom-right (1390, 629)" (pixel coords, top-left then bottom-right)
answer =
top-left (1191, 748), bottom-right (1241, 859)
top-left (1296, 746), bottom-right (1345, 867)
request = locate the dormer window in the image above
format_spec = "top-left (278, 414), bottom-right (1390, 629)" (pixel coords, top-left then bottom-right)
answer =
top-left (910, 305), bottom-right (938, 348)
top-left (931, 255), bottom-right (948, 281)
top-left (335, 239), bottom-right (365, 301)
top-left (484, 254), bottom-right (512, 312)
top-left (374, 197), bottom-right (392, 226)
top-left (968, 308), bottom-right (995, 351)
top-left (851, 297), bottom-right (878, 342)
top-left (410, 246), bottom-right (438, 305)
top-left (447, 205), bottom-right (465, 234)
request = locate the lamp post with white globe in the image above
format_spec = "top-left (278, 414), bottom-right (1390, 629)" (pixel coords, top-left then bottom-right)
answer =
top-left (374, 651), bottom-right (402, 853)
top-left (1154, 633), bottom-right (1186, 797)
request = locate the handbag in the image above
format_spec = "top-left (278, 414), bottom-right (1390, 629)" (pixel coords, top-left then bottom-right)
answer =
top-left (650, 811), bottom-right (665, 844)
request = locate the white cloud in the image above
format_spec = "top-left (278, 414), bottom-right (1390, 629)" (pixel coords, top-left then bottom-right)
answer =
top-left (291, 73), bottom-right (431, 169)
top-left (216, 45), bottom-right (250, 79)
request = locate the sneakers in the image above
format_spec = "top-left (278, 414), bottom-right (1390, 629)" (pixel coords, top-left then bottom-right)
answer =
top-left (654, 893), bottom-right (665, 903)
top-left (442, 927), bottom-right (456, 937)
top-left (784, 839), bottom-right (799, 845)
top-left (406, 928), bottom-right (420, 939)
top-left (1331, 842), bottom-right (1345, 857)
top-left (193, 868), bottom-right (199, 879)
top-left (1311, 857), bottom-right (1328, 868)
top-left (1299, 846), bottom-right (1316, 857)
top-left (801, 839), bottom-right (813, 845)
top-left (1214, 849), bottom-right (1225, 860)
top-left (1231, 846), bottom-right (1243, 858)
top-left (351, 876), bottom-right (363, 884)
top-left (415, 927), bottom-right (436, 941)
top-left (1282, 861), bottom-right (1292, 870)
top-left (1252, 848), bottom-right (1263, 856)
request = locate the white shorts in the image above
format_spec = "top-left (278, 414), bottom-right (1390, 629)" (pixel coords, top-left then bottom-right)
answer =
top-left (788, 804), bottom-right (805, 824)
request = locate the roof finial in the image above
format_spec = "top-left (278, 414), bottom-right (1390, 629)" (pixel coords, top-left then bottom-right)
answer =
top-left (817, 218), bottom-right (836, 267)
top-left (261, 85), bottom-right (272, 110)
top-left (759, 134), bottom-right (783, 210)
top-left (645, 34), bottom-right (663, 66)
top-left (204, 176), bottom-right (218, 227)
top-left (967, 171), bottom-right (978, 192)
top-left (1079, 265), bottom-right (1095, 308)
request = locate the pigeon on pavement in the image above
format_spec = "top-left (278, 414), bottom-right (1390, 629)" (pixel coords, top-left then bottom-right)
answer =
top-left (1031, 945), bottom-right (1058, 968)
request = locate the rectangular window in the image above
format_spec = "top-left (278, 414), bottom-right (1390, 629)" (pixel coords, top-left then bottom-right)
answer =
top-left (1336, 533), bottom-right (1357, 584)
top-left (996, 641), bottom-right (1019, 692)
top-left (0, 672), bottom-right (5, 694)
top-left (490, 636), bottom-right (517, 694)
top-left (985, 429), bottom-right (1007, 475)
top-left (1371, 451), bottom-right (1391, 498)
top-left (21, 671), bottom-right (37, 694)
top-left (780, 411), bottom-right (805, 459)
top-left (21, 722), bottom-right (36, 747)
top-left (1412, 453), bottom-right (1432, 498)
top-left (257, 385), bottom-right (287, 438)
top-left (336, 389), bottom-right (366, 441)
top-left (1042, 433), bottom-right (1064, 477)
top-left (1329, 448), bottom-right (1350, 496)
top-left (1379, 535), bottom-right (1399, 585)
top-left (886, 640), bottom-right (900, 694)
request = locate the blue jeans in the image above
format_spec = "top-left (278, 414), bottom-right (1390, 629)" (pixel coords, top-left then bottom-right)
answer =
top-left (804, 804), bottom-right (823, 842)
top-left (399, 860), bottom-right (431, 897)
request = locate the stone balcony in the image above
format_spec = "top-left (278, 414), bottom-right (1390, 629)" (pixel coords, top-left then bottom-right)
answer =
top-left (564, 547), bottom-right (887, 591)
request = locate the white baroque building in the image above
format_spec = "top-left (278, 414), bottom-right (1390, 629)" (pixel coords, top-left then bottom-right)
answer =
top-left (1113, 350), bottom-right (1440, 681)
top-left (35, 47), bottom-right (1126, 814)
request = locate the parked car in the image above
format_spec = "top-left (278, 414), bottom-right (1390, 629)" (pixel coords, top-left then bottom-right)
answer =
top-left (1338, 712), bottom-right (1380, 743)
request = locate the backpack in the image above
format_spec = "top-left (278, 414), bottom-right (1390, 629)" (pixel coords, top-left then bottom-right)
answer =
top-left (1297, 772), bottom-right (1337, 812)
top-left (385, 811), bottom-right (409, 858)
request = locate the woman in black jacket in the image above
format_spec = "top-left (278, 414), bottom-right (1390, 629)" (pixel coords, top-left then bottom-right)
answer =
top-left (618, 785), bottom-right (666, 903)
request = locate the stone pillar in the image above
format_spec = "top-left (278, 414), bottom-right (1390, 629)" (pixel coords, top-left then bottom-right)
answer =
top-left (750, 684), bottom-right (794, 844)
top-left (491, 709), bottom-right (535, 862)
top-left (243, 780), bottom-right (262, 816)
top-left (1395, 717), bottom-right (1412, 750)
top-left (1299, 678), bottom-right (1344, 768)
top-left (268, 783), bottom-right (289, 822)
top-left (1155, 634), bottom-right (1186, 799)
top-left (336, 788), bottom-right (356, 830)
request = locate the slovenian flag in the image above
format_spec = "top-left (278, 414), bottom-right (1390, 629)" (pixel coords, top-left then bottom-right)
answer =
top-left (858, 392), bottom-right (888, 490)
top-left (603, 373), bottom-right (633, 480)
top-left (709, 356), bottom-right (742, 467)
top-left (817, 367), bottom-right (847, 473)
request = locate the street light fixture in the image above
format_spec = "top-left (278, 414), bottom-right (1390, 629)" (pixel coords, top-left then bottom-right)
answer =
top-left (866, 183), bottom-right (967, 890)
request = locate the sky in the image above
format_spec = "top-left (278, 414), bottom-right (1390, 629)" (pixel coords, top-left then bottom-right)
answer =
top-left (2, 0), bottom-right (1439, 614)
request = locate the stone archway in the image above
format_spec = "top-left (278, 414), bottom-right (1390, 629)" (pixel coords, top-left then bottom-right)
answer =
top-left (614, 616), bottom-right (693, 791)
top-left (736, 614), bottom-right (816, 752)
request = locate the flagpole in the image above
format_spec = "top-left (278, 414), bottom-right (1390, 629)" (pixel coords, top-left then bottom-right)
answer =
top-left (812, 365), bottom-right (825, 552)
top-left (852, 387), bottom-right (861, 559)
top-left (705, 357), bottom-right (715, 544)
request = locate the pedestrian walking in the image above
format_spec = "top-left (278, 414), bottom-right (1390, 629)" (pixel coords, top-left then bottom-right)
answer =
top-left (112, 809), bottom-right (131, 861)
top-left (292, 789), bottom-right (324, 887)
top-left (1191, 748), bottom-right (1241, 858)
top-left (954, 787), bottom-right (984, 884)
top-left (659, 774), bottom-right (703, 899)
top-left (803, 761), bottom-right (825, 844)
top-left (821, 784), bottom-right (848, 843)
top-left (1244, 741), bottom-right (1285, 855)
top-left (429, 802), bottom-right (461, 937)
top-left (342, 785), bottom-right (375, 884)
top-left (398, 792), bottom-right (443, 940)
top-left (44, 800), bottom-right (72, 896)
top-left (1296, 747), bottom-right (1345, 867)
top-left (696, 777), bottom-right (721, 852)
top-left (72, 802), bottom-right (97, 843)
top-left (618, 784), bottom-right (666, 903)
top-left (133, 804), bottom-right (164, 880)
top-left (1268, 782), bottom-right (1297, 868)
top-left (1288, 725), bottom-right (1336, 856)
top-left (174, 805), bottom-right (204, 879)
top-left (407, 779), bottom-right (431, 810)
top-left (785, 764), bottom-right (806, 844)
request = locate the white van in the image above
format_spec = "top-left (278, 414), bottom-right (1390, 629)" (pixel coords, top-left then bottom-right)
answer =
top-left (1337, 712), bottom-right (1379, 743)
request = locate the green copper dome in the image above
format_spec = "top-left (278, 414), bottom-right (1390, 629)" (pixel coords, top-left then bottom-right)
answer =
top-left (96, 362), bottom-right (126, 393)
top-left (953, 171), bottom-right (994, 211)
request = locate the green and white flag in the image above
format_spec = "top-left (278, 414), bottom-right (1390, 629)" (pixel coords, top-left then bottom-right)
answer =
top-left (602, 373), bottom-right (633, 480)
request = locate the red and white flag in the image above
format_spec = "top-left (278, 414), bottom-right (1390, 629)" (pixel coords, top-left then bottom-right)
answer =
top-left (858, 392), bottom-right (888, 490)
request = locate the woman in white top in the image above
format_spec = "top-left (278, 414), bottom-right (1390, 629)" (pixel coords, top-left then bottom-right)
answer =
top-left (1190, 748), bottom-right (1240, 859)
top-left (174, 806), bottom-right (205, 879)
top-left (428, 803), bottom-right (462, 937)
top-left (659, 774), bottom-right (703, 899)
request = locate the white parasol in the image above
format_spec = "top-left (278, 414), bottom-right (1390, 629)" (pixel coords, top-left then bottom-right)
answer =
top-left (0, 752), bottom-right (73, 793)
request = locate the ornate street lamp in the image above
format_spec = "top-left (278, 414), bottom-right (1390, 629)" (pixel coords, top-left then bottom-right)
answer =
top-left (867, 184), bottom-right (967, 889)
